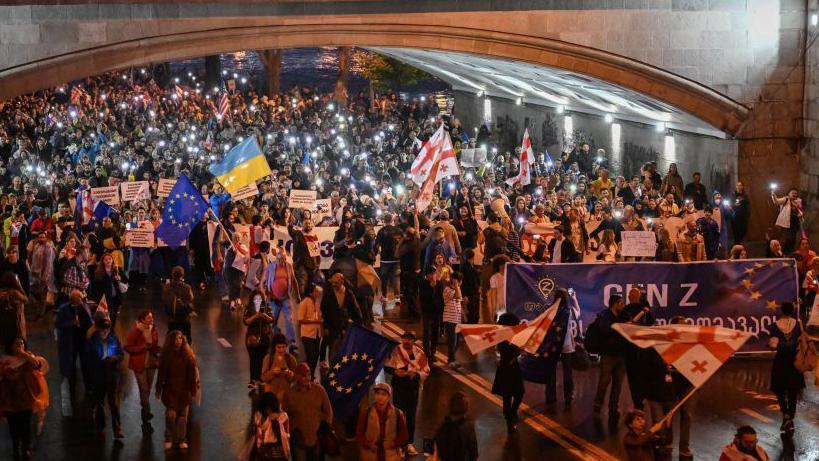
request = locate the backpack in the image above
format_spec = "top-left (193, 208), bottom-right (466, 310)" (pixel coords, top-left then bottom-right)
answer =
top-left (584, 313), bottom-right (604, 355)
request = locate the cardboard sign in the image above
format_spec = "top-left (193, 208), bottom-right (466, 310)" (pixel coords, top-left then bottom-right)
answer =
top-left (90, 186), bottom-right (120, 206)
top-left (120, 181), bottom-right (150, 202)
top-left (620, 231), bottom-right (658, 257)
top-left (288, 189), bottom-right (317, 210)
top-left (231, 182), bottom-right (259, 202)
top-left (124, 228), bottom-right (155, 248)
top-left (232, 224), bottom-right (251, 244)
top-left (157, 178), bottom-right (176, 198)
top-left (313, 198), bottom-right (332, 223)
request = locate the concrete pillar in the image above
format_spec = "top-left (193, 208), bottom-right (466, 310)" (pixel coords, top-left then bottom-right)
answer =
top-left (334, 46), bottom-right (351, 105)
top-left (205, 55), bottom-right (222, 92)
top-left (260, 49), bottom-right (283, 97)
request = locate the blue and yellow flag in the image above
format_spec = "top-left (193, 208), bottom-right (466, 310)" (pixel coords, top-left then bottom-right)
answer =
top-left (156, 174), bottom-right (208, 248)
top-left (323, 324), bottom-right (397, 419)
top-left (208, 136), bottom-right (271, 193)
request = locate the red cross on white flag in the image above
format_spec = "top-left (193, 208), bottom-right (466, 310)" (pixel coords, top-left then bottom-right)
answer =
top-left (96, 294), bottom-right (109, 313)
top-left (506, 128), bottom-right (535, 187)
top-left (612, 323), bottom-right (751, 388)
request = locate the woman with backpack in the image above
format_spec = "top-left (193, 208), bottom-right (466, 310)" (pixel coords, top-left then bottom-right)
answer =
top-left (768, 302), bottom-right (806, 435)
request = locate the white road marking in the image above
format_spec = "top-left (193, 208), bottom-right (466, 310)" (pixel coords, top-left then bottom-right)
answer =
top-left (380, 320), bottom-right (618, 461)
top-left (60, 378), bottom-right (73, 417)
top-left (739, 408), bottom-right (774, 424)
top-left (217, 337), bottom-right (232, 348)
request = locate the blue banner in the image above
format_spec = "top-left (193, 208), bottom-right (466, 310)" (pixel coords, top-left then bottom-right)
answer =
top-left (505, 259), bottom-right (799, 352)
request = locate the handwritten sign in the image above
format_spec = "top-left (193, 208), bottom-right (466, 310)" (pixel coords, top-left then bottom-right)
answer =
top-left (313, 198), bottom-right (332, 223)
top-left (157, 178), bottom-right (176, 198)
top-left (90, 186), bottom-right (120, 206)
top-left (124, 228), bottom-right (155, 248)
top-left (620, 231), bottom-right (658, 257)
top-left (231, 182), bottom-right (259, 202)
top-left (120, 181), bottom-right (150, 202)
top-left (288, 189), bottom-right (317, 209)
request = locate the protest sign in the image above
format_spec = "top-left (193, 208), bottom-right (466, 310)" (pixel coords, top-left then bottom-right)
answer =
top-left (120, 181), bottom-right (150, 202)
top-left (90, 186), bottom-right (120, 206)
top-left (288, 189), bottom-right (317, 209)
top-left (125, 228), bottom-right (155, 248)
top-left (620, 231), bottom-right (658, 257)
top-left (313, 198), bottom-right (332, 223)
top-left (157, 178), bottom-right (176, 198)
top-left (231, 182), bottom-right (259, 202)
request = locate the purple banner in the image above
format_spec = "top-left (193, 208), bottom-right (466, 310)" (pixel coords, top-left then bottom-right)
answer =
top-left (505, 259), bottom-right (799, 352)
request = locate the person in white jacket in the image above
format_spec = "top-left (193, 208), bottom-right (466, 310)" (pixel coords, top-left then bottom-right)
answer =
top-left (772, 188), bottom-right (802, 253)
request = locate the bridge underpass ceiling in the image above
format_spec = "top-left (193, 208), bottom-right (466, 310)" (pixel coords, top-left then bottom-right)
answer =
top-left (367, 47), bottom-right (727, 139)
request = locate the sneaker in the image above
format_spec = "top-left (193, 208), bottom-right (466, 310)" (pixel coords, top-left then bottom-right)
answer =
top-left (679, 450), bottom-right (694, 458)
top-left (164, 441), bottom-right (173, 450)
top-left (406, 444), bottom-right (418, 456)
top-left (179, 442), bottom-right (189, 451)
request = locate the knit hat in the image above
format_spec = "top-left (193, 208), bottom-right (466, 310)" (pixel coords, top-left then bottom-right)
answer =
top-left (373, 382), bottom-right (392, 396)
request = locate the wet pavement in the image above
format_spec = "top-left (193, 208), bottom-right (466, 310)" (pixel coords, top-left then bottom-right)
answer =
top-left (2, 285), bottom-right (817, 461)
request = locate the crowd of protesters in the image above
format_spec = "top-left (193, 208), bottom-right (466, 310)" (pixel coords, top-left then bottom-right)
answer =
top-left (0, 65), bottom-right (814, 461)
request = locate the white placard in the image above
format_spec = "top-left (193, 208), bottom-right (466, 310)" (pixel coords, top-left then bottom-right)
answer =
top-left (124, 228), bottom-right (155, 248)
top-left (288, 189), bottom-right (317, 210)
top-left (620, 231), bottom-right (658, 257)
top-left (231, 182), bottom-right (259, 202)
top-left (460, 148), bottom-right (487, 167)
top-left (120, 181), bottom-right (150, 202)
top-left (313, 199), bottom-right (332, 223)
top-left (157, 178), bottom-right (176, 198)
top-left (90, 186), bottom-right (120, 206)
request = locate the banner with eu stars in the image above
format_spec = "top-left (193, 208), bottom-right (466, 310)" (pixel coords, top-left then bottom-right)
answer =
top-left (155, 174), bottom-right (208, 248)
top-left (324, 324), bottom-right (397, 419)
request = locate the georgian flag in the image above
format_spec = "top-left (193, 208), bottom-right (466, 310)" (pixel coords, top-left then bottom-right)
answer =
top-left (409, 124), bottom-right (459, 186)
top-left (456, 300), bottom-right (561, 355)
top-left (612, 323), bottom-right (751, 388)
top-left (506, 128), bottom-right (534, 187)
top-left (96, 294), bottom-right (109, 313)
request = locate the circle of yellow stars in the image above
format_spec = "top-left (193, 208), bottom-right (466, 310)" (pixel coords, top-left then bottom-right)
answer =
top-left (166, 191), bottom-right (202, 230)
top-left (740, 260), bottom-right (794, 312)
top-left (327, 352), bottom-right (376, 395)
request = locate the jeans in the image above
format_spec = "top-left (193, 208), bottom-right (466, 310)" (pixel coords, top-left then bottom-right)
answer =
top-left (91, 380), bottom-right (122, 434)
top-left (379, 262), bottom-right (401, 300)
top-left (648, 399), bottom-right (691, 453)
top-left (6, 410), bottom-right (32, 453)
top-left (444, 322), bottom-right (459, 363)
top-left (400, 270), bottom-right (419, 317)
top-left (165, 405), bottom-right (190, 444)
top-left (301, 336), bottom-right (321, 375)
top-left (545, 353), bottom-right (574, 403)
top-left (134, 368), bottom-right (157, 423)
top-left (594, 355), bottom-right (626, 413)
top-left (271, 298), bottom-right (295, 343)
top-left (502, 393), bottom-right (523, 426)
top-left (422, 314), bottom-right (440, 360)
top-left (247, 346), bottom-right (267, 382)
top-left (293, 444), bottom-right (323, 461)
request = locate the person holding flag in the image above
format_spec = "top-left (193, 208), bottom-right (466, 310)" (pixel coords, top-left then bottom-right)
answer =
top-left (155, 173), bottom-right (209, 249)
top-left (409, 124), bottom-right (460, 213)
top-left (506, 128), bottom-right (534, 187)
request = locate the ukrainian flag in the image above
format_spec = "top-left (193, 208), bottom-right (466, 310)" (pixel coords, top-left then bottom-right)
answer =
top-left (209, 136), bottom-right (271, 193)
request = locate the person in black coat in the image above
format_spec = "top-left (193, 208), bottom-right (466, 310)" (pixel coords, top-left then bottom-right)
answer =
top-left (459, 249), bottom-right (480, 324)
top-left (547, 226), bottom-right (578, 263)
top-left (418, 267), bottom-right (443, 362)
top-left (320, 273), bottom-right (362, 363)
top-left (769, 302), bottom-right (806, 435)
top-left (620, 287), bottom-right (655, 410)
top-left (434, 392), bottom-right (478, 461)
top-left (90, 252), bottom-right (129, 328)
top-left (492, 313), bottom-right (525, 434)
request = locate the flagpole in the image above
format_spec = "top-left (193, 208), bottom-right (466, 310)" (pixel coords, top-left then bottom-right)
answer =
top-left (206, 206), bottom-right (240, 254)
top-left (649, 386), bottom-right (697, 433)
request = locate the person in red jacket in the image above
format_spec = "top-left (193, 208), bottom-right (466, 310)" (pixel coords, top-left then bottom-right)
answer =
top-left (124, 310), bottom-right (160, 433)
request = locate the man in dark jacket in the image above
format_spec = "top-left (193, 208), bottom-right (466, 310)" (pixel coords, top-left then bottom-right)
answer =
top-left (547, 226), bottom-right (578, 263)
top-left (418, 267), bottom-right (443, 362)
top-left (593, 294), bottom-right (627, 422)
top-left (320, 273), bottom-right (362, 362)
top-left (683, 172), bottom-right (707, 210)
top-left (398, 227), bottom-right (421, 318)
top-left (85, 317), bottom-right (124, 438)
top-left (620, 287), bottom-right (655, 411)
top-left (288, 211), bottom-right (320, 296)
top-left (434, 391), bottom-right (478, 461)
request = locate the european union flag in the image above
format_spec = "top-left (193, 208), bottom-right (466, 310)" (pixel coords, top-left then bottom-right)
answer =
top-left (156, 174), bottom-right (208, 248)
top-left (324, 324), bottom-right (397, 419)
top-left (208, 136), bottom-right (271, 194)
